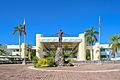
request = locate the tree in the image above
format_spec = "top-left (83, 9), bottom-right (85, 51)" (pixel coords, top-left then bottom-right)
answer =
top-left (13, 24), bottom-right (23, 59)
top-left (0, 44), bottom-right (2, 54)
top-left (85, 26), bottom-right (99, 60)
top-left (26, 44), bottom-right (33, 61)
top-left (0, 44), bottom-right (9, 56)
top-left (109, 34), bottom-right (120, 59)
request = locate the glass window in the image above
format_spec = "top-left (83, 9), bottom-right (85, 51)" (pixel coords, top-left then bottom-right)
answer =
top-left (100, 49), bottom-right (105, 52)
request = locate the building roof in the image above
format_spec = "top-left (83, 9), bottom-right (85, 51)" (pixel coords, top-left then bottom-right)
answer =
top-left (7, 45), bottom-right (36, 49)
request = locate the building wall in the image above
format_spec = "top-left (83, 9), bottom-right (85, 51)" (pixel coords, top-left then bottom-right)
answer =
top-left (93, 43), bottom-right (100, 60)
top-left (36, 34), bottom-right (43, 58)
top-left (5, 33), bottom-right (120, 60)
top-left (77, 33), bottom-right (86, 60)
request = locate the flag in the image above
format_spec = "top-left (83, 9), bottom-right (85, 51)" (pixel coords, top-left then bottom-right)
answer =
top-left (23, 19), bottom-right (26, 35)
top-left (98, 16), bottom-right (101, 27)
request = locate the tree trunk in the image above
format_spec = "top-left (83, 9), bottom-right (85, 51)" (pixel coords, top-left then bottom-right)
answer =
top-left (29, 52), bottom-right (31, 61)
top-left (115, 52), bottom-right (117, 60)
top-left (28, 49), bottom-right (31, 61)
top-left (19, 34), bottom-right (21, 59)
top-left (90, 44), bottom-right (93, 60)
top-left (115, 47), bottom-right (118, 60)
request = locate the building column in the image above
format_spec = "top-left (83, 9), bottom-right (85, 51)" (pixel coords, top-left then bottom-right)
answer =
top-left (93, 42), bottom-right (100, 60)
top-left (36, 34), bottom-right (43, 58)
top-left (77, 33), bottom-right (86, 61)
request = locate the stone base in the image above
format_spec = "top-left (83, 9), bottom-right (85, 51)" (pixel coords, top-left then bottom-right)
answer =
top-left (55, 47), bottom-right (64, 66)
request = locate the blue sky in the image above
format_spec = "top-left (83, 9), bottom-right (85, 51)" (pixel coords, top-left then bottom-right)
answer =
top-left (0, 0), bottom-right (120, 45)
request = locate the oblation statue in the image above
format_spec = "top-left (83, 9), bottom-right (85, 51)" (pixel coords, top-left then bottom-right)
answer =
top-left (55, 29), bottom-right (64, 66)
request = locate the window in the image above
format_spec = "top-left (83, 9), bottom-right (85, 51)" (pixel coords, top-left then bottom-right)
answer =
top-left (100, 49), bottom-right (105, 52)
top-left (16, 49), bottom-right (19, 51)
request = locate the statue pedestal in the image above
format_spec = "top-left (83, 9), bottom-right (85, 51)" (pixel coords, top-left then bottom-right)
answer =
top-left (55, 47), bottom-right (64, 66)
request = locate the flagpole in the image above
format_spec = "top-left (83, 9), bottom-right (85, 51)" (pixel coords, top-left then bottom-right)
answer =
top-left (98, 16), bottom-right (101, 61)
top-left (99, 24), bottom-right (101, 43)
top-left (22, 19), bottom-right (26, 65)
top-left (99, 16), bottom-right (101, 43)
top-left (23, 33), bottom-right (26, 64)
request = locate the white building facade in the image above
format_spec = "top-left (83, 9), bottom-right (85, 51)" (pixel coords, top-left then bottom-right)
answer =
top-left (6, 33), bottom-right (120, 61)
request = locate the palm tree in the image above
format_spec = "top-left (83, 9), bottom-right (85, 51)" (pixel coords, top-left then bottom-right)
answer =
top-left (109, 34), bottom-right (120, 59)
top-left (0, 44), bottom-right (2, 55)
top-left (26, 44), bottom-right (33, 61)
top-left (85, 26), bottom-right (99, 60)
top-left (0, 44), bottom-right (9, 56)
top-left (13, 24), bottom-right (23, 59)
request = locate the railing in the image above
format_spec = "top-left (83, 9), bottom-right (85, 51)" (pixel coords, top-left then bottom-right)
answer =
top-left (40, 37), bottom-right (82, 42)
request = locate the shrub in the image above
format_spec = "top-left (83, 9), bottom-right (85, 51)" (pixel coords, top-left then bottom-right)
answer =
top-left (86, 50), bottom-right (91, 60)
top-left (67, 58), bottom-right (72, 62)
top-left (64, 52), bottom-right (73, 65)
top-left (87, 56), bottom-right (91, 60)
top-left (38, 58), bottom-right (48, 65)
top-left (47, 57), bottom-right (54, 67)
top-left (35, 57), bottom-right (55, 67)
top-left (64, 52), bottom-right (72, 58)
top-left (32, 56), bottom-right (39, 67)
top-left (49, 51), bottom-right (55, 57)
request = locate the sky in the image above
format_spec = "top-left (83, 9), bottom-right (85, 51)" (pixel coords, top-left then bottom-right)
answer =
top-left (0, 0), bottom-right (120, 45)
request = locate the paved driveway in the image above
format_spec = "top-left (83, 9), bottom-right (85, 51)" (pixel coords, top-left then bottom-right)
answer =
top-left (0, 64), bottom-right (120, 80)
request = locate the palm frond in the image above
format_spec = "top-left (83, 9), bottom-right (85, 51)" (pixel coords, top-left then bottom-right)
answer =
top-left (109, 34), bottom-right (120, 54)
top-left (94, 31), bottom-right (99, 35)
top-left (12, 27), bottom-right (18, 35)
top-left (13, 24), bottom-right (23, 36)
top-left (85, 26), bottom-right (99, 46)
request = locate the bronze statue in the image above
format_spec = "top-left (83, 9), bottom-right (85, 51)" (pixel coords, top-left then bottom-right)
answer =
top-left (57, 29), bottom-right (63, 47)
top-left (55, 29), bottom-right (64, 66)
